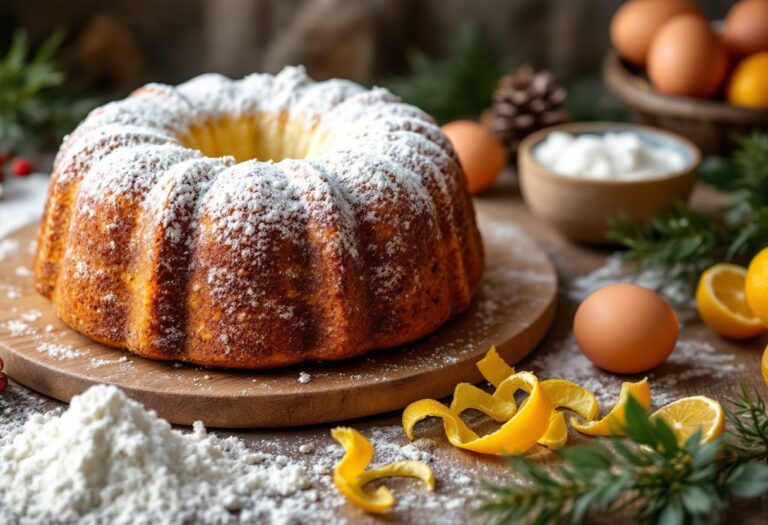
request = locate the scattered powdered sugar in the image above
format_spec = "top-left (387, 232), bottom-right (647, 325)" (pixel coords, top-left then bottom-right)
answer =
top-left (3, 285), bottom-right (22, 300)
top-left (569, 253), bottom-right (693, 307)
top-left (0, 385), bottom-right (336, 525)
top-left (3, 320), bottom-right (36, 337)
top-left (14, 265), bottom-right (32, 277)
top-left (37, 342), bottom-right (81, 360)
top-left (89, 355), bottom-right (130, 368)
top-left (298, 372), bottom-right (312, 384)
top-left (20, 309), bottom-right (41, 322)
top-left (525, 334), bottom-right (745, 408)
top-left (0, 239), bottom-right (19, 261)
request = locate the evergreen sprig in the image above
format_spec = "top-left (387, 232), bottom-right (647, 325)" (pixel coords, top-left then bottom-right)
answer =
top-left (478, 392), bottom-right (768, 525)
top-left (607, 133), bottom-right (768, 291)
top-left (0, 29), bottom-right (97, 153)
top-left (384, 23), bottom-right (501, 124)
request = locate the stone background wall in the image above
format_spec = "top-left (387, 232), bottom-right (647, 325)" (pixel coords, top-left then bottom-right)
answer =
top-left (0, 0), bottom-right (737, 92)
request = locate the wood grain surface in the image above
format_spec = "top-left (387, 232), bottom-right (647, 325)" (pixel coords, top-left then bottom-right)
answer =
top-left (0, 203), bottom-right (557, 427)
top-left (2, 174), bottom-right (766, 524)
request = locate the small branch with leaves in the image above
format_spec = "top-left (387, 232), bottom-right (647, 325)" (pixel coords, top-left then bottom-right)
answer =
top-left (0, 29), bottom-right (98, 156)
top-left (608, 133), bottom-right (768, 295)
top-left (384, 23), bottom-right (501, 125)
top-left (478, 385), bottom-right (768, 525)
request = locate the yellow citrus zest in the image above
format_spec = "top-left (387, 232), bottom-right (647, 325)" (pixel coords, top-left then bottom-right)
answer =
top-left (538, 411), bottom-right (569, 449)
top-left (537, 379), bottom-right (601, 449)
top-left (696, 263), bottom-right (766, 340)
top-left (331, 427), bottom-right (433, 513)
top-left (571, 378), bottom-right (651, 436)
top-left (651, 396), bottom-right (725, 445)
top-left (403, 371), bottom-right (552, 455)
top-left (476, 345), bottom-right (516, 388)
top-left (746, 248), bottom-right (768, 327)
top-left (449, 382), bottom-right (517, 422)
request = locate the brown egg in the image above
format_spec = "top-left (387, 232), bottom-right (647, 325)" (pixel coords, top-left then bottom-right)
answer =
top-left (610, 0), bottom-right (701, 67)
top-left (724, 0), bottom-right (768, 57)
top-left (441, 120), bottom-right (507, 195)
top-left (574, 284), bottom-right (678, 374)
top-left (647, 14), bottom-right (729, 98)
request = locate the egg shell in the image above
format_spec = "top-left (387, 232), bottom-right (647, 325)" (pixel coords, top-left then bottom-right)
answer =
top-left (724, 0), bottom-right (768, 57)
top-left (647, 14), bottom-right (729, 98)
top-left (610, 0), bottom-right (701, 67)
top-left (442, 120), bottom-right (507, 194)
top-left (574, 284), bottom-right (679, 374)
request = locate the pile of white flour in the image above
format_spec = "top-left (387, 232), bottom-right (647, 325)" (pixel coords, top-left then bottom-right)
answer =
top-left (0, 385), bottom-right (319, 525)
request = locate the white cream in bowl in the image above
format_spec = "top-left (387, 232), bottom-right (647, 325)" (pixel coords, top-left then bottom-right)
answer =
top-left (533, 131), bottom-right (687, 181)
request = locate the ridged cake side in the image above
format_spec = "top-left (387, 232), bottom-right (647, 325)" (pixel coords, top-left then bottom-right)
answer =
top-left (34, 67), bottom-right (484, 368)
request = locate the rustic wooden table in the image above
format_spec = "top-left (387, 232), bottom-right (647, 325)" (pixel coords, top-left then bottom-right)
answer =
top-left (2, 172), bottom-right (767, 524)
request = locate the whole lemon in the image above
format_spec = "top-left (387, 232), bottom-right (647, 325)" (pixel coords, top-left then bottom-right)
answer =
top-left (727, 52), bottom-right (768, 108)
top-left (746, 247), bottom-right (768, 326)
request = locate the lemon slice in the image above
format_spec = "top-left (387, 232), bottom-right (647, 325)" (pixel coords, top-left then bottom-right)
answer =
top-left (650, 396), bottom-right (725, 445)
top-left (331, 427), bottom-right (434, 513)
top-left (762, 344), bottom-right (768, 388)
top-left (571, 378), bottom-right (651, 436)
top-left (697, 263), bottom-right (766, 340)
top-left (747, 248), bottom-right (768, 327)
top-left (403, 371), bottom-right (552, 455)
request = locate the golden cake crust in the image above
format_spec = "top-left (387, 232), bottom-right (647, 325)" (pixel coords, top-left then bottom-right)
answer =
top-left (34, 67), bottom-right (484, 368)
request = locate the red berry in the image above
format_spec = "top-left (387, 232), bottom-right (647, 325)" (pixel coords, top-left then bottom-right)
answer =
top-left (11, 158), bottom-right (33, 177)
top-left (0, 372), bottom-right (6, 394)
top-left (0, 356), bottom-right (3, 370)
top-left (0, 152), bottom-right (5, 167)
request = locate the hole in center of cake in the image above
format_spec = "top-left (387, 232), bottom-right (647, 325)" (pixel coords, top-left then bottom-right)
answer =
top-left (179, 114), bottom-right (324, 163)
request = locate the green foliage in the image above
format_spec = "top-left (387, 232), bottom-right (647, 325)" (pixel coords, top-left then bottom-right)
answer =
top-left (0, 29), bottom-right (97, 153)
top-left (607, 133), bottom-right (768, 290)
top-left (384, 23), bottom-right (501, 124)
top-left (478, 393), bottom-right (768, 525)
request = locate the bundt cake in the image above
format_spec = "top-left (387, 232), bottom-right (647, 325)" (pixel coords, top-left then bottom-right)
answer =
top-left (34, 67), bottom-right (484, 368)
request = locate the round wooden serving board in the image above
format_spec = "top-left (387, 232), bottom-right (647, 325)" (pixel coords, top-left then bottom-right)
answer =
top-left (0, 205), bottom-right (557, 428)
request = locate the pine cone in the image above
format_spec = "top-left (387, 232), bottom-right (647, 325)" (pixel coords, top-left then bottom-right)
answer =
top-left (482, 66), bottom-right (569, 157)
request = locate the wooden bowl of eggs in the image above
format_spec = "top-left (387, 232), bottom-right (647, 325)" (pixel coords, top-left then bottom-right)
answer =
top-left (517, 122), bottom-right (701, 244)
top-left (603, 0), bottom-right (768, 156)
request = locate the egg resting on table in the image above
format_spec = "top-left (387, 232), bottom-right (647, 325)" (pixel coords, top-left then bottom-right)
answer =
top-left (574, 283), bottom-right (679, 374)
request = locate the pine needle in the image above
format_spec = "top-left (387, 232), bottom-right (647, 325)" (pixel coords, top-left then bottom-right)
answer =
top-left (478, 393), bottom-right (768, 525)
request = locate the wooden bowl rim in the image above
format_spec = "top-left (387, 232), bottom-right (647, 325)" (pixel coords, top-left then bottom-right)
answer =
top-left (602, 52), bottom-right (768, 122)
top-left (518, 121), bottom-right (702, 187)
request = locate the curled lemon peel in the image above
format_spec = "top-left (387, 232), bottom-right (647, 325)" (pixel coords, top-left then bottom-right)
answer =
top-left (538, 411), bottom-right (568, 449)
top-left (571, 378), bottom-right (651, 437)
top-left (537, 379), bottom-right (601, 449)
top-left (403, 371), bottom-right (552, 455)
top-left (449, 383), bottom-right (517, 422)
top-left (476, 345), bottom-right (515, 387)
top-left (331, 427), bottom-right (434, 513)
